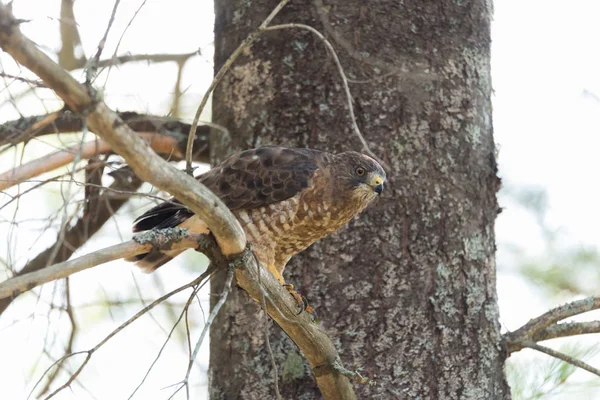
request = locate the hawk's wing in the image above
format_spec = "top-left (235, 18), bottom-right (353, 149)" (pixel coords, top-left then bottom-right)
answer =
top-left (199, 146), bottom-right (322, 210)
top-left (132, 146), bottom-right (324, 232)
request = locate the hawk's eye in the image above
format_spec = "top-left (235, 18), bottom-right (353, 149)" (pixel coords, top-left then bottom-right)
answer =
top-left (355, 167), bottom-right (366, 177)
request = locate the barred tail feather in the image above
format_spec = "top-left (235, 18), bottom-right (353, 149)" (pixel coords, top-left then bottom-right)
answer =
top-left (127, 200), bottom-right (210, 272)
top-left (128, 249), bottom-right (185, 273)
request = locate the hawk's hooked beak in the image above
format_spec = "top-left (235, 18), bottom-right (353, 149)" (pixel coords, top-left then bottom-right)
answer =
top-left (370, 175), bottom-right (385, 195)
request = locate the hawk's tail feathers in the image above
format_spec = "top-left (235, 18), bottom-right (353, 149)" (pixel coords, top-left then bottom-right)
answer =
top-left (126, 203), bottom-right (210, 273)
top-left (125, 249), bottom-right (185, 273)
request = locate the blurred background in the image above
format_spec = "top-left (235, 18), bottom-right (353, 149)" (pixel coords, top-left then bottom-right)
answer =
top-left (0, 0), bottom-right (599, 399)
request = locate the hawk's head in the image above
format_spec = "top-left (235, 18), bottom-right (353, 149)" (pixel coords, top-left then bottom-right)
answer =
top-left (333, 152), bottom-right (386, 204)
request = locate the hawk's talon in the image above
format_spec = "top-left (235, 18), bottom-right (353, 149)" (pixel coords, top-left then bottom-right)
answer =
top-left (282, 283), bottom-right (315, 318)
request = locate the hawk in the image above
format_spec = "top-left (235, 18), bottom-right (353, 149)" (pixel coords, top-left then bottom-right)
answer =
top-left (129, 146), bottom-right (385, 307)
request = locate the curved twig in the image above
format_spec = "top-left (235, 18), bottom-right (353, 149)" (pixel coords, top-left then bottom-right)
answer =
top-left (184, 0), bottom-right (291, 174)
top-left (264, 23), bottom-right (387, 169)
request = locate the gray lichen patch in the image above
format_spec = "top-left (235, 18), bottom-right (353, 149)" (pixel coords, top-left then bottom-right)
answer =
top-left (463, 232), bottom-right (486, 261)
top-left (282, 351), bottom-right (306, 384)
top-left (221, 55), bottom-right (274, 129)
top-left (132, 227), bottom-right (189, 245)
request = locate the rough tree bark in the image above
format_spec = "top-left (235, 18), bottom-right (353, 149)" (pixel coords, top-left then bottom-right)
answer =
top-left (209, 1), bottom-right (510, 399)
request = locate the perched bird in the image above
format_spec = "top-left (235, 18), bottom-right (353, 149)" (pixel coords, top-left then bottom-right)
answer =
top-left (129, 146), bottom-right (385, 308)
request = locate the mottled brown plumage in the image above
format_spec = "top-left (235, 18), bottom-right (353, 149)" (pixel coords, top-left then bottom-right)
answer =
top-left (130, 146), bottom-right (386, 288)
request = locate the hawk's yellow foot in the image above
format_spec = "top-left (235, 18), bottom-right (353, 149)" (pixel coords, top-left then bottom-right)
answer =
top-left (282, 283), bottom-right (315, 316)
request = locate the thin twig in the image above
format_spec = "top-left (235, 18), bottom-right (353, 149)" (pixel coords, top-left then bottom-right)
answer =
top-left (522, 340), bottom-right (600, 378)
top-left (101, 0), bottom-right (149, 85)
top-left (254, 251), bottom-right (281, 399)
top-left (184, 0), bottom-right (291, 174)
top-left (180, 266), bottom-right (235, 396)
top-left (312, 0), bottom-right (434, 84)
top-left (127, 273), bottom-right (213, 399)
top-left (264, 23), bottom-right (388, 170)
top-left (85, 0), bottom-right (121, 83)
top-left (45, 119), bottom-right (92, 293)
top-left (0, 71), bottom-right (47, 86)
top-left (260, 279), bottom-right (282, 399)
top-left (38, 270), bottom-right (213, 399)
top-left (36, 277), bottom-right (78, 397)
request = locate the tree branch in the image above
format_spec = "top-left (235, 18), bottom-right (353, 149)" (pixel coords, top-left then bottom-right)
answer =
top-left (58, 0), bottom-right (85, 70)
top-left (0, 228), bottom-right (202, 299)
top-left (0, 111), bottom-right (212, 163)
top-left (522, 340), bottom-right (600, 378)
top-left (532, 321), bottom-right (600, 343)
top-left (503, 297), bottom-right (600, 353)
top-left (0, 132), bottom-right (181, 191)
top-left (97, 51), bottom-right (199, 69)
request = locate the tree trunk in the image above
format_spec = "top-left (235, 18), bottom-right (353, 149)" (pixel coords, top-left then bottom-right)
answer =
top-left (210, 0), bottom-right (510, 399)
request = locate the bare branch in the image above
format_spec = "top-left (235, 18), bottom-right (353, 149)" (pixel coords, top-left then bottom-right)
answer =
top-left (58, 0), bottom-right (85, 70)
top-left (532, 321), bottom-right (600, 343)
top-left (0, 110), bottom-right (63, 147)
top-left (0, 132), bottom-right (182, 191)
top-left (504, 297), bottom-right (600, 353)
top-left (97, 51), bottom-right (199, 69)
top-left (36, 277), bottom-right (78, 397)
top-left (522, 340), bottom-right (600, 378)
top-left (0, 228), bottom-right (202, 300)
top-left (184, 266), bottom-right (234, 395)
top-left (0, 71), bottom-right (47, 86)
top-left (0, 111), bottom-right (212, 164)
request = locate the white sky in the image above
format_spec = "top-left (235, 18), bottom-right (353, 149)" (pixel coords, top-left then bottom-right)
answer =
top-left (1, 0), bottom-right (599, 399)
